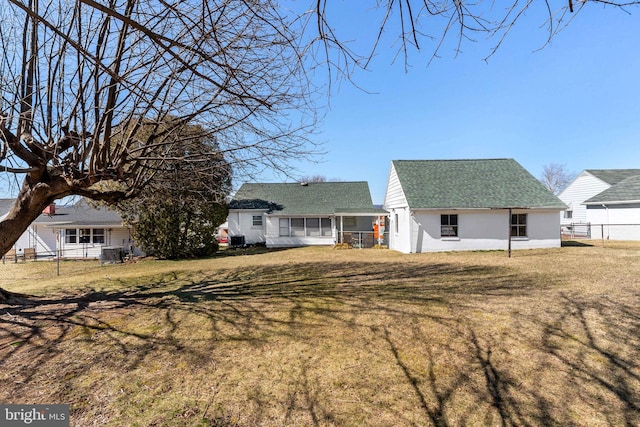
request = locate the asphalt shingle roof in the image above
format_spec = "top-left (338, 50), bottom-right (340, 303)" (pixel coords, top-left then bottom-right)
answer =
top-left (584, 175), bottom-right (640, 204)
top-left (0, 198), bottom-right (124, 226)
top-left (0, 199), bottom-right (15, 217)
top-left (229, 182), bottom-right (377, 215)
top-left (392, 159), bottom-right (566, 209)
top-left (586, 169), bottom-right (640, 186)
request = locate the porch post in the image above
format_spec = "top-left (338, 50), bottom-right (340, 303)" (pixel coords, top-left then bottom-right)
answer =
top-left (508, 208), bottom-right (512, 258)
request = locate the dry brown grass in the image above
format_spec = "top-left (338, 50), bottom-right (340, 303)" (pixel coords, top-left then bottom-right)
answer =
top-left (1, 242), bottom-right (639, 426)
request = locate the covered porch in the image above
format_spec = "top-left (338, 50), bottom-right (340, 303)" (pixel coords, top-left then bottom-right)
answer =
top-left (334, 209), bottom-right (389, 248)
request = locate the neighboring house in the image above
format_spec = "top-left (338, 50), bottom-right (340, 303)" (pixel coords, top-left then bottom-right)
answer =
top-left (216, 221), bottom-right (229, 244)
top-left (228, 182), bottom-right (387, 248)
top-left (0, 198), bottom-right (138, 259)
top-left (383, 159), bottom-right (566, 253)
top-left (558, 169), bottom-right (640, 240)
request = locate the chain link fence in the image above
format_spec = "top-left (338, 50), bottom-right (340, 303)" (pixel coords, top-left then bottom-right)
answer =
top-left (561, 223), bottom-right (640, 241)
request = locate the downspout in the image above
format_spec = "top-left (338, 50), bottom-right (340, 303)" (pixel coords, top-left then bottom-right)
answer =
top-left (602, 204), bottom-right (609, 240)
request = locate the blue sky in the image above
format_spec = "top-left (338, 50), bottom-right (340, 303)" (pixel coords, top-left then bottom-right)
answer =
top-left (268, 2), bottom-right (640, 203)
top-left (2, 3), bottom-right (639, 205)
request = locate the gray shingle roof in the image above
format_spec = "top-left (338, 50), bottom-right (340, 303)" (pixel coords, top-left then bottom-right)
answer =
top-left (0, 199), bottom-right (15, 217)
top-left (0, 198), bottom-right (124, 226)
top-left (392, 159), bottom-right (566, 209)
top-left (229, 182), bottom-right (377, 215)
top-left (584, 175), bottom-right (640, 204)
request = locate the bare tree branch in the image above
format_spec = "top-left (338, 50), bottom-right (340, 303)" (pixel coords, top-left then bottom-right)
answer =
top-left (539, 163), bottom-right (577, 195)
top-left (0, 0), bottom-right (319, 260)
top-left (310, 1), bottom-right (640, 71)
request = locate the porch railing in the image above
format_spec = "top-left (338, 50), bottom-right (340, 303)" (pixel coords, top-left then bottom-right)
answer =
top-left (338, 231), bottom-right (388, 248)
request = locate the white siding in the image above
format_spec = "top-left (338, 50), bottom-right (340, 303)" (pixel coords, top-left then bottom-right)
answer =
top-left (523, 210), bottom-right (564, 249)
top-left (60, 243), bottom-right (101, 258)
top-left (227, 211), bottom-right (241, 236)
top-left (61, 227), bottom-right (134, 258)
top-left (383, 163), bottom-right (412, 253)
top-left (383, 163), bottom-right (408, 209)
top-left (11, 226), bottom-right (134, 259)
top-left (228, 210), bottom-right (267, 244)
top-left (264, 216), bottom-right (335, 248)
top-left (386, 207), bottom-right (412, 253)
top-left (13, 225), bottom-right (56, 256)
top-left (586, 204), bottom-right (640, 240)
top-left (42, 227), bottom-right (134, 259)
top-left (405, 209), bottom-right (561, 253)
top-left (558, 171), bottom-right (610, 225)
top-left (108, 228), bottom-right (134, 249)
top-left (229, 211), bottom-right (383, 248)
top-left (266, 235), bottom-right (334, 247)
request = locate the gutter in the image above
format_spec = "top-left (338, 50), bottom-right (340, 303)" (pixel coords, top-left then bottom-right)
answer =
top-left (583, 200), bottom-right (640, 206)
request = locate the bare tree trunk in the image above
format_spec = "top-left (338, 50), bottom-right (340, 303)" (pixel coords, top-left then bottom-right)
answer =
top-left (0, 0), bottom-right (315, 268)
top-left (0, 187), bottom-right (59, 258)
top-left (0, 178), bottom-right (66, 302)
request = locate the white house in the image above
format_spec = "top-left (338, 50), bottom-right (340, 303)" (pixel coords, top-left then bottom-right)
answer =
top-left (383, 159), bottom-right (566, 253)
top-left (0, 198), bottom-right (138, 260)
top-left (228, 182), bottom-right (387, 248)
top-left (558, 169), bottom-right (640, 240)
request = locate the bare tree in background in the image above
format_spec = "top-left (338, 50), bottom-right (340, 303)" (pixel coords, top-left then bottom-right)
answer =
top-left (540, 163), bottom-right (577, 195)
top-left (299, 175), bottom-right (327, 183)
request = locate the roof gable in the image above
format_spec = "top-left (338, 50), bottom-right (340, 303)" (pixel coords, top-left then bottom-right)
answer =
top-left (229, 182), bottom-right (376, 215)
top-left (392, 159), bottom-right (566, 209)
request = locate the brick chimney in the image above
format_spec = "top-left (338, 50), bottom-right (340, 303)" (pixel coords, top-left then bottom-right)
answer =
top-left (43, 204), bottom-right (56, 215)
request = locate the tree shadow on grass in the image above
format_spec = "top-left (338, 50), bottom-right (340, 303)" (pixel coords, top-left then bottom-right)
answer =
top-left (538, 292), bottom-right (640, 426)
top-left (0, 259), bottom-right (638, 426)
top-left (379, 299), bottom-right (639, 427)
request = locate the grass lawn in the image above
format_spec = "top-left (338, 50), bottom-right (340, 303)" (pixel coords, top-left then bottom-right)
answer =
top-left (1, 242), bottom-right (639, 426)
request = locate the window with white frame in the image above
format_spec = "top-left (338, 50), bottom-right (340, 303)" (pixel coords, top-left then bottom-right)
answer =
top-left (279, 218), bottom-right (290, 236)
top-left (321, 218), bottom-right (332, 236)
top-left (290, 218), bottom-right (305, 236)
top-left (440, 214), bottom-right (458, 237)
top-left (65, 228), bottom-right (107, 244)
top-left (278, 217), bottom-right (333, 237)
top-left (79, 228), bottom-right (91, 243)
top-left (93, 228), bottom-right (105, 244)
top-left (564, 210), bottom-right (573, 219)
top-left (394, 213), bottom-right (399, 233)
top-left (65, 228), bottom-right (77, 244)
top-left (511, 214), bottom-right (527, 237)
top-left (252, 215), bottom-right (263, 226)
top-left (306, 218), bottom-right (320, 236)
